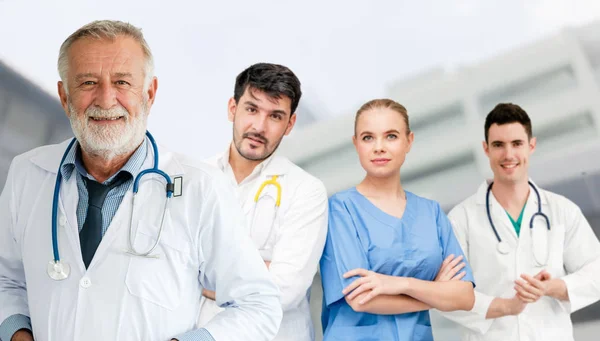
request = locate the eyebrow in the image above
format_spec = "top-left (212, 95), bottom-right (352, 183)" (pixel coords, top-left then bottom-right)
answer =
top-left (113, 72), bottom-right (133, 79)
top-left (243, 100), bottom-right (289, 117)
top-left (491, 139), bottom-right (525, 144)
top-left (74, 73), bottom-right (96, 83)
top-left (74, 72), bottom-right (134, 82)
top-left (360, 129), bottom-right (401, 136)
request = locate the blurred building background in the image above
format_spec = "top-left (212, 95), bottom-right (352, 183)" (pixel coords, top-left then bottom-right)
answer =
top-left (0, 60), bottom-right (71, 190)
top-left (280, 20), bottom-right (600, 340)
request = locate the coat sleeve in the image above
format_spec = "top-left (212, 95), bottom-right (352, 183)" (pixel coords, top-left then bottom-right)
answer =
top-left (558, 198), bottom-right (600, 313)
top-left (268, 177), bottom-right (328, 311)
top-left (0, 158), bottom-right (33, 340)
top-left (437, 204), bottom-right (495, 335)
top-left (187, 172), bottom-right (282, 341)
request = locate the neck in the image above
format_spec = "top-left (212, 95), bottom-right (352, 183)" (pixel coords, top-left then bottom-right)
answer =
top-left (228, 143), bottom-right (263, 184)
top-left (81, 148), bottom-right (138, 183)
top-left (357, 172), bottom-right (405, 200)
top-left (491, 178), bottom-right (530, 210)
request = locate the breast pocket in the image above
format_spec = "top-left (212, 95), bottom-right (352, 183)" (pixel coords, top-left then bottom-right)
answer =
top-left (125, 220), bottom-right (194, 311)
top-left (531, 223), bottom-right (565, 274)
top-left (250, 192), bottom-right (280, 253)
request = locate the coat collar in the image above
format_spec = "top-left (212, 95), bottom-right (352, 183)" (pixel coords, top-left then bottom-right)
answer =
top-left (214, 143), bottom-right (291, 177)
top-left (30, 138), bottom-right (185, 177)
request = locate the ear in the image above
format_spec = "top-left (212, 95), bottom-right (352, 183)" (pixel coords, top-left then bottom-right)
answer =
top-left (227, 97), bottom-right (237, 123)
top-left (284, 113), bottom-right (297, 136)
top-left (145, 77), bottom-right (158, 110)
top-left (406, 132), bottom-right (415, 153)
top-left (529, 136), bottom-right (536, 155)
top-left (57, 81), bottom-right (69, 116)
top-left (482, 140), bottom-right (490, 157)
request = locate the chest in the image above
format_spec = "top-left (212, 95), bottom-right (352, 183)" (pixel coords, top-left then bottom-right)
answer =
top-left (236, 174), bottom-right (288, 257)
top-left (465, 206), bottom-right (567, 279)
top-left (357, 212), bottom-right (443, 280)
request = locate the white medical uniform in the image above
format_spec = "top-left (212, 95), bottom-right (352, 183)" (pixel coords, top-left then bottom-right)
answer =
top-left (0, 140), bottom-right (282, 341)
top-left (441, 179), bottom-right (600, 341)
top-left (198, 147), bottom-right (328, 341)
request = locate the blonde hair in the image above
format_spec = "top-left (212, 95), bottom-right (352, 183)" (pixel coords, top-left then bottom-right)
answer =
top-left (57, 20), bottom-right (154, 91)
top-left (354, 98), bottom-right (410, 136)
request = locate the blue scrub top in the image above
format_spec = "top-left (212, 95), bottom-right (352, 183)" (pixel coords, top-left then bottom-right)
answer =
top-left (320, 188), bottom-right (475, 341)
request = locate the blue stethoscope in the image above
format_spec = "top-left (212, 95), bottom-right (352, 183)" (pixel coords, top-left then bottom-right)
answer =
top-left (48, 131), bottom-right (173, 280)
top-left (486, 181), bottom-right (551, 265)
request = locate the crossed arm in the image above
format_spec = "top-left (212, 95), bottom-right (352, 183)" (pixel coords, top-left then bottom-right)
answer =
top-left (343, 255), bottom-right (474, 314)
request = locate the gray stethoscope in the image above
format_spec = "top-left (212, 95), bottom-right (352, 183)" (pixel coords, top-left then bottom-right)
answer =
top-left (486, 181), bottom-right (551, 266)
top-left (48, 131), bottom-right (173, 280)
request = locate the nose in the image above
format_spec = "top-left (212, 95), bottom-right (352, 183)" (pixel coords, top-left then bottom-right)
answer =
top-left (252, 113), bottom-right (268, 134)
top-left (374, 137), bottom-right (385, 154)
top-left (504, 145), bottom-right (516, 160)
top-left (94, 81), bottom-right (118, 110)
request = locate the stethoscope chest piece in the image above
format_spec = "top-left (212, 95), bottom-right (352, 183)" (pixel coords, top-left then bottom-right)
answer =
top-left (47, 261), bottom-right (71, 280)
top-left (497, 241), bottom-right (510, 255)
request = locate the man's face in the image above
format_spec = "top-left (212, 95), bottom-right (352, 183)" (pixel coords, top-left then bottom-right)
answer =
top-left (484, 122), bottom-right (536, 185)
top-left (57, 35), bottom-right (157, 159)
top-left (229, 87), bottom-right (296, 161)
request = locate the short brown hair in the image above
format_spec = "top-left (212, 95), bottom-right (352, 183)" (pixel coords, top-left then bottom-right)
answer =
top-left (484, 103), bottom-right (532, 142)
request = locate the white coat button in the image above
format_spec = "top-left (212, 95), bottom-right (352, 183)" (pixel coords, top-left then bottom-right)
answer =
top-left (80, 277), bottom-right (92, 288)
top-left (59, 215), bottom-right (67, 226)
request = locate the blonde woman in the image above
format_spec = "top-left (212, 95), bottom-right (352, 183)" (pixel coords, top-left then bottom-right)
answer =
top-left (320, 99), bottom-right (475, 341)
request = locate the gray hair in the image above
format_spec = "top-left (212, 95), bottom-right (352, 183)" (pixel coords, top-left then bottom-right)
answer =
top-left (57, 20), bottom-right (155, 92)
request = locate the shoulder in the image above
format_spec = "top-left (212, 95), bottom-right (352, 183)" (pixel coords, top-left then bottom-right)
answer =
top-left (406, 191), bottom-right (444, 215)
top-left (162, 149), bottom-right (232, 198)
top-left (202, 152), bottom-right (223, 168)
top-left (447, 192), bottom-right (479, 223)
top-left (539, 187), bottom-right (583, 221)
top-left (328, 188), bottom-right (357, 211)
top-left (281, 156), bottom-right (323, 185)
top-left (277, 155), bottom-right (327, 196)
top-left (8, 140), bottom-right (72, 178)
top-left (541, 188), bottom-right (578, 209)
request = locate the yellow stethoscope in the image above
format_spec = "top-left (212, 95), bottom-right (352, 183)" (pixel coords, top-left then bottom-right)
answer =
top-left (252, 175), bottom-right (282, 249)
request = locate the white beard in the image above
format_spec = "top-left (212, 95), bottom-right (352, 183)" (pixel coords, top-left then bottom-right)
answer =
top-left (68, 100), bottom-right (148, 160)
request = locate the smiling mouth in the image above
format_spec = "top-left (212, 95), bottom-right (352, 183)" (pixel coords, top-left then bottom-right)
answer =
top-left (89, 116), bottom-right (124, 121)
top-left (501, 163), bottom-right (519, 169)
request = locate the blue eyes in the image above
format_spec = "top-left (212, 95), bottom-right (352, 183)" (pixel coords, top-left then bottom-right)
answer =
top-left (362, 134), bottom-right (397, 141)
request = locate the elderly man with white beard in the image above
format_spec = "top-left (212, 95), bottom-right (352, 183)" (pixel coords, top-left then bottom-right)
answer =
top-left (0, 20), bottom-right (282, 341)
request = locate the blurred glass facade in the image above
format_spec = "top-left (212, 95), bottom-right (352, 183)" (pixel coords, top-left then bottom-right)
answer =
top-left (0, 60), bottom-right (71, 190)
top-left (279, 20), bottom-right (600, 340)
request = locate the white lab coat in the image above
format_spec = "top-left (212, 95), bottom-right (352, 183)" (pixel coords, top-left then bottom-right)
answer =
top-left (441, 180), bottom-right (600, 341)
top-left (198, 148), bottom-right (328, 341)
top-left (0, 140), bottom-right (282, 341)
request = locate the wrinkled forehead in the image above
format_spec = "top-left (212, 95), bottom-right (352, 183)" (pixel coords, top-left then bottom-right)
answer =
top-left (67, 36), bottom-right (146, 77)
top-left (488, 122), bottom-right (530, 142)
